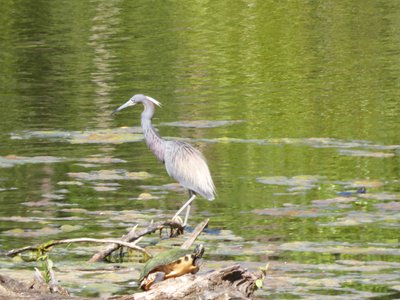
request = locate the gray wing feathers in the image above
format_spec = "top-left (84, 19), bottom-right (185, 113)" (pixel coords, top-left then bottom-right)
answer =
top-left (164, 141), bottom-right (215, 200)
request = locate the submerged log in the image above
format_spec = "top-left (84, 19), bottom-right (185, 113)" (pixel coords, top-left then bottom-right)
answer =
top-left (111, 264), bottom-right (261, 300)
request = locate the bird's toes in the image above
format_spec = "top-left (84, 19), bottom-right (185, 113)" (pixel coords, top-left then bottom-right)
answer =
top-left (172, 215), bottom-right (184, 226)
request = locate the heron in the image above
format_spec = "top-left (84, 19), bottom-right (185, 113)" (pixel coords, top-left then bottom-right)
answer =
top-left (113, 94), bottom-right (215, 226)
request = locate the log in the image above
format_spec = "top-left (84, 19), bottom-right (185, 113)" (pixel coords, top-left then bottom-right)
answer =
top-left (110, 264), bottom-right (261, 300)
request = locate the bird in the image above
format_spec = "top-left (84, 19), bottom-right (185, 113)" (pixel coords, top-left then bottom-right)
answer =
top-left (113, 94), bottom-right (215, 226)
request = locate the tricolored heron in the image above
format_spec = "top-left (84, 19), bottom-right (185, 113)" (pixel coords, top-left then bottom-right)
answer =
top-left (113, 94), bottom-right (215, 226)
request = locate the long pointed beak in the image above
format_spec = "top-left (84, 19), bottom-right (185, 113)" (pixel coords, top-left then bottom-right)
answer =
top-left (112, 99), bottom-right (136, 115)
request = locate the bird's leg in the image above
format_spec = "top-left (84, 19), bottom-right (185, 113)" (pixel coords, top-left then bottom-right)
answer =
top-left (183, 204), bottom-right (191, 227)
top-left (172, 194), bottom-right (196, 226)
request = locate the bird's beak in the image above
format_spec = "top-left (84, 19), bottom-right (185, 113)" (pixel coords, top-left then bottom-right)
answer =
top-left (112, 99), bottom-right (136, 115)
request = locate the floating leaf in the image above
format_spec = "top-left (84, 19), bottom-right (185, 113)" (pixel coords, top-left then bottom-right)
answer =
top-left (255, 278), bottom-right (264, 289)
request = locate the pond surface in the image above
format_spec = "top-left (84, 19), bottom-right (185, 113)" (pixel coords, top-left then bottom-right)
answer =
top-left (1, 1), bottom-right (400, 299)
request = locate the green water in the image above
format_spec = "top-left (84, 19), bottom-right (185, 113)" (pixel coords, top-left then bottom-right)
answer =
top-left (1, 1), bottom-right (399, 298)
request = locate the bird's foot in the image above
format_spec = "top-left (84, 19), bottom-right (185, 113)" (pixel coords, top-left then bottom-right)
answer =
top-left (172, 215), bottom-right (184, 226)
top-left (169, 215), bottom-right (185, 236)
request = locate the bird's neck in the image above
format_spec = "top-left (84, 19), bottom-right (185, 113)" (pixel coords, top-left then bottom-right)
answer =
top-left (141, 102), bottom-right (165, 163)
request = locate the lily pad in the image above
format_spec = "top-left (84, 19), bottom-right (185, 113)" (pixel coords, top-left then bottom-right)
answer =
top-left (257, 175), bottom-right (321, 187)
top-left (11, 127), bottom-right (143, 144)
top-left (60, 224), bottom-right (83, 232)
top-left (253, 206), bottom-right (334, 218)
top-left (0, 155), bottom-right (66, 168)
top-left (57, 181), bottom-right (84, 186)
top-left (3, 226), bottom-right (62, 237)
top-left (68, 169), bottom-right (151, 181)
top-left (61, 208), bottom-right (88, 214)
top-left (140, 182), bottom-right (185, 193)
top-left (137, 192), bottom-right (159, 200)
top-left (359, 192), bottom-right (399, 201)
top-left (256, 175), bottom-right (322, 194)
top-left (342, 179), bottom-right (384, 189)
top-left (21, 200), bottom-right (60, 207)
top-left (312, 197), bottom-right (358, 206)
top-left (91, 185), bottom-right (120, 192)
top-left (161, 120), bottom-right (244, 128)
top-left (279, 241), bottom-right (400, 256)
top-left (375, 202), bottom-right (400, 211)
top-left (42, 193), bottom-right (65, 200)
top-left (80, 156), bottom-right (127, 164)
top-left (70, 130), bottom-right (142, 144)
top-left (0, 216), bottom-right (41, 222)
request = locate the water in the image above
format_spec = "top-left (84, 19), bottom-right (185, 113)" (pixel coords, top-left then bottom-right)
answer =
top-left (1, 1), bottom-right (400, 298)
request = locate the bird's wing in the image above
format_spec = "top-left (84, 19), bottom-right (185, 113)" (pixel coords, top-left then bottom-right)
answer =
top-left (164, 141), bottom-right (215, 200)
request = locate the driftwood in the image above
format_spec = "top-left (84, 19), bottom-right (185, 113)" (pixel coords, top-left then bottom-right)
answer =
top-left (111, 265), bottom-right (261, 300)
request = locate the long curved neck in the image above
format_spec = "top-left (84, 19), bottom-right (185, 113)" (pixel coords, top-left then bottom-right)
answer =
top-left (140, 99), bottom-right (165, 163)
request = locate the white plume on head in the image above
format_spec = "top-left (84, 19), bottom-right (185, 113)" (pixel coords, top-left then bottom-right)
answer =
top-left (146, 96), bottom-right (161, 107)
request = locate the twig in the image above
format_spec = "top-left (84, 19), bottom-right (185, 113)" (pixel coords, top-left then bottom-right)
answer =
top-left (7, 237), bottom-right (150, 258)
top-left (181, 218), bottom-right (209, 250)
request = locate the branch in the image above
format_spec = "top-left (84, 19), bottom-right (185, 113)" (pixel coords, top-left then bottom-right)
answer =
top-left (89, 220), bottom-right (184, 262)
top-left (7, 237), bottom-right (150, 258)
top-left (181, 218), bottom-right (209, 250)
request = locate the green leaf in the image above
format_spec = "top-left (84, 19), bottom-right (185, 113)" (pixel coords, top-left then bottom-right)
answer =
top-left (255, 278), bottom-right (264, 289)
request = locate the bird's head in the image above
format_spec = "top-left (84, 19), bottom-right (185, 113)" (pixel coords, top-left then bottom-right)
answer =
top-left (112, 94), bottom-right (161, 114)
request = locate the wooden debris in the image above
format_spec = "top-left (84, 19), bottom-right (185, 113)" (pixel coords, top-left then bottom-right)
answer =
top-left (111, 265), bottom-right (261, 300)
top-left (6, 220), bottom-right (184, 262)
top-left (89, 220), bottom-right (184, 262)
